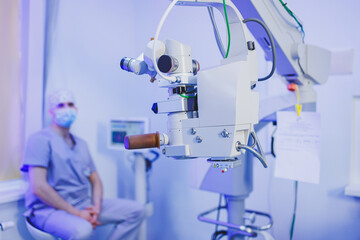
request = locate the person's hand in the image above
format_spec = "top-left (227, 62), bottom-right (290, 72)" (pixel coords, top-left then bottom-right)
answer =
top-left (77, 209), bottom-right (93, 223)
top-left (86, 205), bottom-right (101, 229)
top-left (76, 209), bottom-right (100, 229)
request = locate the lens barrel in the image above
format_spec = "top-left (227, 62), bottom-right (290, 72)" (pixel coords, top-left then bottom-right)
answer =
top-left (120, 57), bottom-right (134, 72)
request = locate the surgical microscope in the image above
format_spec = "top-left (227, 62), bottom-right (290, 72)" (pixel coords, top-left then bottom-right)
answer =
top-left (119, 0), bottom-right (331, 239)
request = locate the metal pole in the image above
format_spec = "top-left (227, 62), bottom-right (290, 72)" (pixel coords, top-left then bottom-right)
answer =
top-left (226, 196), bottom-right (247, 240)
top-left (225, 151), bottom-right (253, 240)
top-left (134, 153), bottom-right (147, 240)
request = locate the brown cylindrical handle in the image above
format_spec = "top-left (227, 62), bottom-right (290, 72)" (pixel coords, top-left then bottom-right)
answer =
top-left (124, 132), bottom-right (160, 150)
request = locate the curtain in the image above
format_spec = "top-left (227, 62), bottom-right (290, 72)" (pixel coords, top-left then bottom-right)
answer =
top-left (0, 0), bottom-right (24, 181)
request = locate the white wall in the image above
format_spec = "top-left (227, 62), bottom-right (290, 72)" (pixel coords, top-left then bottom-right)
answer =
top-left (26, 0), bottom-right (360, 240)
top-left (0, 1), bottom-right (45, 239)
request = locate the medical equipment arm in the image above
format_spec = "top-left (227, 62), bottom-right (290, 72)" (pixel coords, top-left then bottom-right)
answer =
top-left (234, 0), bottom-right (331, 86)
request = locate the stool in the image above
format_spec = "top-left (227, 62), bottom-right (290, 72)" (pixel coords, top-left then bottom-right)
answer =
top-left (25, 217), bottom-right (58, 240)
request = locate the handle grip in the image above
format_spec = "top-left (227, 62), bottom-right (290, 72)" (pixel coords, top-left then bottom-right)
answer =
top-left (124, 133), bottom-right (160, 150)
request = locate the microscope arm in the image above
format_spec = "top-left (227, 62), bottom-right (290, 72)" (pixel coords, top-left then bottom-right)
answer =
top-left (233, 0), bottom-right (331, 86)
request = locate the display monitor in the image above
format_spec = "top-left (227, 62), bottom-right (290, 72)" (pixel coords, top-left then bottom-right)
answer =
top-left (108, 118), bottom-right (149, 150)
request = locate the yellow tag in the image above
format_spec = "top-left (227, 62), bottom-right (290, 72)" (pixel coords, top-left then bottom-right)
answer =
top-left (295, 104), bottom-right (302, 116)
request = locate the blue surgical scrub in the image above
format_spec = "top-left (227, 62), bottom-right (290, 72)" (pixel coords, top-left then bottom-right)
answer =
top-left (21, 127), bottom-right (96, 212)
top-left (21, 127), bottom-right (145, 240)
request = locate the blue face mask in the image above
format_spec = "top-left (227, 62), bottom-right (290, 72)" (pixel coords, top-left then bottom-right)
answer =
top-left (54, 108), bottom-right (77, 128)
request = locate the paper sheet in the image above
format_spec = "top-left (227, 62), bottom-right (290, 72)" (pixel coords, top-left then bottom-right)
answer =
top-left (274, 111), bottom-right (321, 184)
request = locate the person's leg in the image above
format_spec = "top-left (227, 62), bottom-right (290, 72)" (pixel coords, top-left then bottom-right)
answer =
top-left (30, 208), bottom-right (93, 240)
top-left (98, 198), bottom-right (146, 240)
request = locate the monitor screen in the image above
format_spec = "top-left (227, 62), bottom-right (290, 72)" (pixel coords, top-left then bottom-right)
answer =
top-left (109, 119), bottom-right (148, 149)
top-left (111, 131), bottom-right (127, 144)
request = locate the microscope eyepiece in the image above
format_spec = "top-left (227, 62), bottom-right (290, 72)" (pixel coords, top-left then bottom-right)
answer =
top-left (120, 57), bottom-right (150, 75)
top-left (120, 57), bottom-right (134, 72)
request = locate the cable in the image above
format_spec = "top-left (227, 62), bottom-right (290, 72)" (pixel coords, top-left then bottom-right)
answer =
top-left (271, 0), bottom-right (305, 41)
top-left (217, 232), bottom-right (227, 240)
top-left (207, 7), bottom-right (226, 58)
top-left (180, 94), bottom-right (196, 98)
top-left (211, 230), bottom-right (227, 240)
top-left (271, 123), bottom-right (277, 158)
top-left (243, 18), bottom-right (277, 81)
top-left (278, 0), bottom-right (305, 40)
top-left (251, 131), bottom-right (266, 162)
top-left (179, 87), bottom-right (197, 98)
top-left (271, 136), bottom-right (276, 158)
top-left (271, 0), bottom-right (298, 28)
top-left (222, 0), bottom-right (231, 58)
top-left (237, 131), bottom-right (268, 168)
top-left (238, 144), bottom-right (267, 168)
top-left (248, 131), bottom-right (257, 148)
top-left (153, 0), bottom-right (179, 82)
top-left (290, 181), bottom-right (298, 240)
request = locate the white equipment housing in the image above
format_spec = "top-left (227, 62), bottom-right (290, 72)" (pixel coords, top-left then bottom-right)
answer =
top-left (135, 0), bottom-right (262, 166)
top-left (165, 59), bottom-right (259, 158)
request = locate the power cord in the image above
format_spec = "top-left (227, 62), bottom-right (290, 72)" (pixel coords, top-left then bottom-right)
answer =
top-left (211, 230), bottom-right (227, 240)
top-left (243, 18), bottom-right (277, 81)
top-left (290, 181), bottom-right (298, 240)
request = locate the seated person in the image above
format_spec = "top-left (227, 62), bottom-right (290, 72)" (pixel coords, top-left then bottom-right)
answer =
top-left (21, 89), bottom-right (145, 240)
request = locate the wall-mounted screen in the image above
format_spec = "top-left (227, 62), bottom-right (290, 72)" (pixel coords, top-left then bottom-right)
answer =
top-left (108, 118), bottom-right (149, 150)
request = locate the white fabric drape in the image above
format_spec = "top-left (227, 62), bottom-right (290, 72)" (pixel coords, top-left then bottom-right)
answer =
top-left (0, 0), bottom-right (23, 181)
